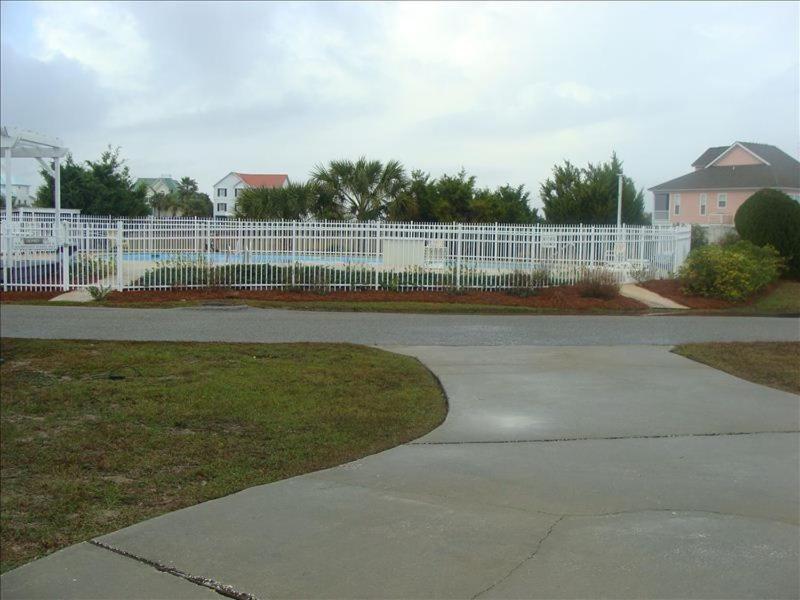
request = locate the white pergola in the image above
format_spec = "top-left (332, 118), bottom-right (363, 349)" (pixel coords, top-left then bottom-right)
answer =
top-left (1, 126), bottom-right (69, 222)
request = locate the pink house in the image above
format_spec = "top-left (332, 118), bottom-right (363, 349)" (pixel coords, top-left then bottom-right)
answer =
top-left (650, 142), bottom-right (800, 225)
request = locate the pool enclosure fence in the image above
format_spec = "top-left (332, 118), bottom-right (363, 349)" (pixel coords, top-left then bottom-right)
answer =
top-left (0, 214), bottom-right (691, 292)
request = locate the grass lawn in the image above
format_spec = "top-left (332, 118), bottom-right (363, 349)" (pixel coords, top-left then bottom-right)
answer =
top-left (673, 342), bottom-right (800, 394)
top-left (736, 280), bottom-right (800, 314)
top-left (0, 339), bottom-right (446, 573)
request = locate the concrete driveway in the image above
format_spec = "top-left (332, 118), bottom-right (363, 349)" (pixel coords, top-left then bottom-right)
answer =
top-left (2, 344), bottom-right (798, 599)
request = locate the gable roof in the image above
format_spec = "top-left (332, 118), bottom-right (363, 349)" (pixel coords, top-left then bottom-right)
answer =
top-left (135, 177), bottom-right (180, 192)
top-left (235, 173), bottom-right (288, 188)
top-left (651, 143), bottom-right (800, 192)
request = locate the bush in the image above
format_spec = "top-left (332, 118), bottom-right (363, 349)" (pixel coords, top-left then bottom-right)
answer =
top-left (87, 285), bottom-right (112, 301)
top-left (717, 230), bottom-right (741, 246)
top-left (679, 241), bottom-right (783, 301)
top-left (735, 188), bottom-right (800, 277)
top-left (691, 224), bottom-right (708, 249)
top-left (629, 263), bottom-right (655, 284)
top-left (576, 268), bottom-right (619, 299)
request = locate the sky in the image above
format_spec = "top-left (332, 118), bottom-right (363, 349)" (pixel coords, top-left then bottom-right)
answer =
top-left (1, 1), bottom-right (798, 211)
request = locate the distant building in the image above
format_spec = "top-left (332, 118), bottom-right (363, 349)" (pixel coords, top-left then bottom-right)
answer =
top-left (212, 172), bottom-right (289, 218)
top-left (134, 175), bottom-right (182, 217)
top-left (650, 142), bottom-right (800, 227)
top-left (134, 176), bottom-right (180, 198)
top-left (0, 174), bottom-right (32, 206)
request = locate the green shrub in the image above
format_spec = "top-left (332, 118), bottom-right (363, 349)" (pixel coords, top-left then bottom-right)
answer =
top-left (717, 230), bottom-right (740, 246)
top-left (691, 224), bottom-right (708, 249)
top-left (679, 240), bottom-right (783, 301)
top-left (735, 188), bottom-right (800, 277)
top-left (576, 268), bottom-right (619, 299)
top-left (87, 285), bottom-right (112, 301)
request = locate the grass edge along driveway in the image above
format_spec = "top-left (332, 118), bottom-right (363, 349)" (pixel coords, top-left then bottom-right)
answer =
top-left (0, 339), bottom-right (447, 573)
top-left (673, 342), bottom-right (800, 395)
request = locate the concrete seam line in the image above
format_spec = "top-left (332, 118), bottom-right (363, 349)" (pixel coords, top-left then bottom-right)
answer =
top-left (470, 514), bottom-right (566, 599)
top-left (410, 429), bottom-right (800, 445)
top-left (89, 539), bottom-right (259, 600)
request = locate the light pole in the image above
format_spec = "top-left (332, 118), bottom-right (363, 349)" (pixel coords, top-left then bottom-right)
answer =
top-left (616, 173), bottom-right (623, 228)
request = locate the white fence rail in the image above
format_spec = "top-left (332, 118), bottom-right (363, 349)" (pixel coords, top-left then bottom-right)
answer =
top-left (1, 216), bottom-right (691, 292)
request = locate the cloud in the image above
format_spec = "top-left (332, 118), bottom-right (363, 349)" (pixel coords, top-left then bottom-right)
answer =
top-left (1, 0), bottom-right (797, 211)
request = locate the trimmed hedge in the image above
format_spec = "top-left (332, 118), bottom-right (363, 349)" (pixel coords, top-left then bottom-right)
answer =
top-left (735, 188), bottom-right (800, 277)
top-left (679, 240), bottom-right (783, 301)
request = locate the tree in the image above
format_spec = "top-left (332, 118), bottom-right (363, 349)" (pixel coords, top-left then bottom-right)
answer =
top-left (234, 181), bottom-right (322, 220)
top-left (148, 191), bottom-right (176, 217)
top-left (540, 153), bottom-right (648, 225)
top-left (180, 192), bottom-right (213, 217)
top-left (35, 146), bottom-right (150, 217)
top-left (311, 157), bottom-right (407, 221)
top-left (387, 169), bottom-right (541, 224)
top-left (735, 188), bottom-right (800, 277)
top-left (471, 184), bottom-right (541, 224)
top-left (176, 177), bottom-right (198, 200)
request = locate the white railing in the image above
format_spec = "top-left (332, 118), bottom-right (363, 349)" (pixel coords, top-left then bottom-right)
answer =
top-left (1, 216), bottom-right (691, 292)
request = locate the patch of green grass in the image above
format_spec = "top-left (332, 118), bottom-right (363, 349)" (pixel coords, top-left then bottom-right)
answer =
top-left (0, 339), bottom-right (446, 572)
top-left (673, 342), bottom-right (800, 394)
top-left (749, 281), bottom-right (800, 313)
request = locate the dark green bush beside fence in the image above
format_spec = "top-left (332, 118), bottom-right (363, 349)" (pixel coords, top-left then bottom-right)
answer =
top-left (735, 189), bottom-right (800, 277)
top-left (679, 240), bottom-right (783, 301)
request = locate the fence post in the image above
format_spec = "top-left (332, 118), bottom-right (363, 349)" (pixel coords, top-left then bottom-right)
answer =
top-left (456, 223), bottom-right (462, 290)
top-left (61, 220), bottom-right (70, 291)
top-left (374, 220), bottom-right (381, 290)
top-left (1, 220), bottom-right (9, 291)
top-left (291, 220), bottom-right (297, 287)
top-left (115, 220), bottom-right (124, 291)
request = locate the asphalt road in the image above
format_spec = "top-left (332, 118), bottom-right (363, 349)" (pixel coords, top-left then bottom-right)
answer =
top-left (1, 304), bottom-right (799, 345)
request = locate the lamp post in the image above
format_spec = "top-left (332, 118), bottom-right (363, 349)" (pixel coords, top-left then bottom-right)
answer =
top-left (616, 173), bottom-right (623, 228)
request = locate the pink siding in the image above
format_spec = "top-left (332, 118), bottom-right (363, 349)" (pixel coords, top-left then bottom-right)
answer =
top-left (668, 188), bottom-right (800, 225)
top-left (712, 146), bottom-right (764, 167)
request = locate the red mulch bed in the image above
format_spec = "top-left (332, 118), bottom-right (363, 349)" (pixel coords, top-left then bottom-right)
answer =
top-left (105, 286), bottom-right (646, 311)
top-left (639, 279), bottom-right (779, 310)
top-left (0, 290), bottom-right (62, 302)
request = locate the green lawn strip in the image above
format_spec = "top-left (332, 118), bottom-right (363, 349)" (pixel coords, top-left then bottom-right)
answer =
top-left (673, 342), bottom-right (800, 394)
top-left (0, 339), bottom-right (446, 572)
top-left (745, 281), bottom-right (800, 314)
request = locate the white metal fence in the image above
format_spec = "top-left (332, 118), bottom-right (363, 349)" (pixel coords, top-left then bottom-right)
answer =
top-left (0, 215), bottom-right (691, 292)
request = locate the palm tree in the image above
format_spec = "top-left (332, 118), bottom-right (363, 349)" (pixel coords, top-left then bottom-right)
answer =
top-left (234, 181), bottom-right (319, 220)
top-left (311, 157), bottom-right (407, 221)
top-left (176, 177), bottom-right (198, 200)
top-left (149, 191), bottom-right (174, 217)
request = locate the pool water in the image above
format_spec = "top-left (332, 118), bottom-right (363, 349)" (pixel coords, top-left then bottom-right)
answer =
top-left (122, 252), bottom-right (381, 265)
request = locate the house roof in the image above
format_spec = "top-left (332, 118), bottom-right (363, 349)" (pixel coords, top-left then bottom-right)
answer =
top-left (234, 173), bottom-right (288, 188)
top-left (651, 143), bottom-right (800, 192)
top-left (134, 177), bottom-right (180, 192)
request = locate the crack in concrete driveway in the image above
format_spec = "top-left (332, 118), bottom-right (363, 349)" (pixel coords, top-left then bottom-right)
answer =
top-left (2, 344), bottom-right (798, 599)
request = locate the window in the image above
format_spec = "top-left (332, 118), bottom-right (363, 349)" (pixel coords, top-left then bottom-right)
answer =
top-left (699, 193), bottom-right (707, 216)
top-left (235, 188), bottom-right (243, 198)
top-left (216, 203), bottom-right (227, 212)
top-left (789, 193), bottom-right (800, 203)
top-left (217, 188), bottom-right (227, 197)
top-left (672, 193), bottom-right (681, 216)
top-left (717, 193), bottom-right (727, 209)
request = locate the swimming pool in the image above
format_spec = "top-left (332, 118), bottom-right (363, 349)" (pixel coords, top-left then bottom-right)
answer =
top-left (122, 252), bottom-right (381, 265)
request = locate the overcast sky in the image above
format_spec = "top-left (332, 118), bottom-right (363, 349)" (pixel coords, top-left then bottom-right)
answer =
top-left (2, 1), bottom-right (798, 210)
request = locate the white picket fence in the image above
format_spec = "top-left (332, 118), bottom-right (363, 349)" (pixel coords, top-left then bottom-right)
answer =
top-left (0, 215), bottom-right (691, 292)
